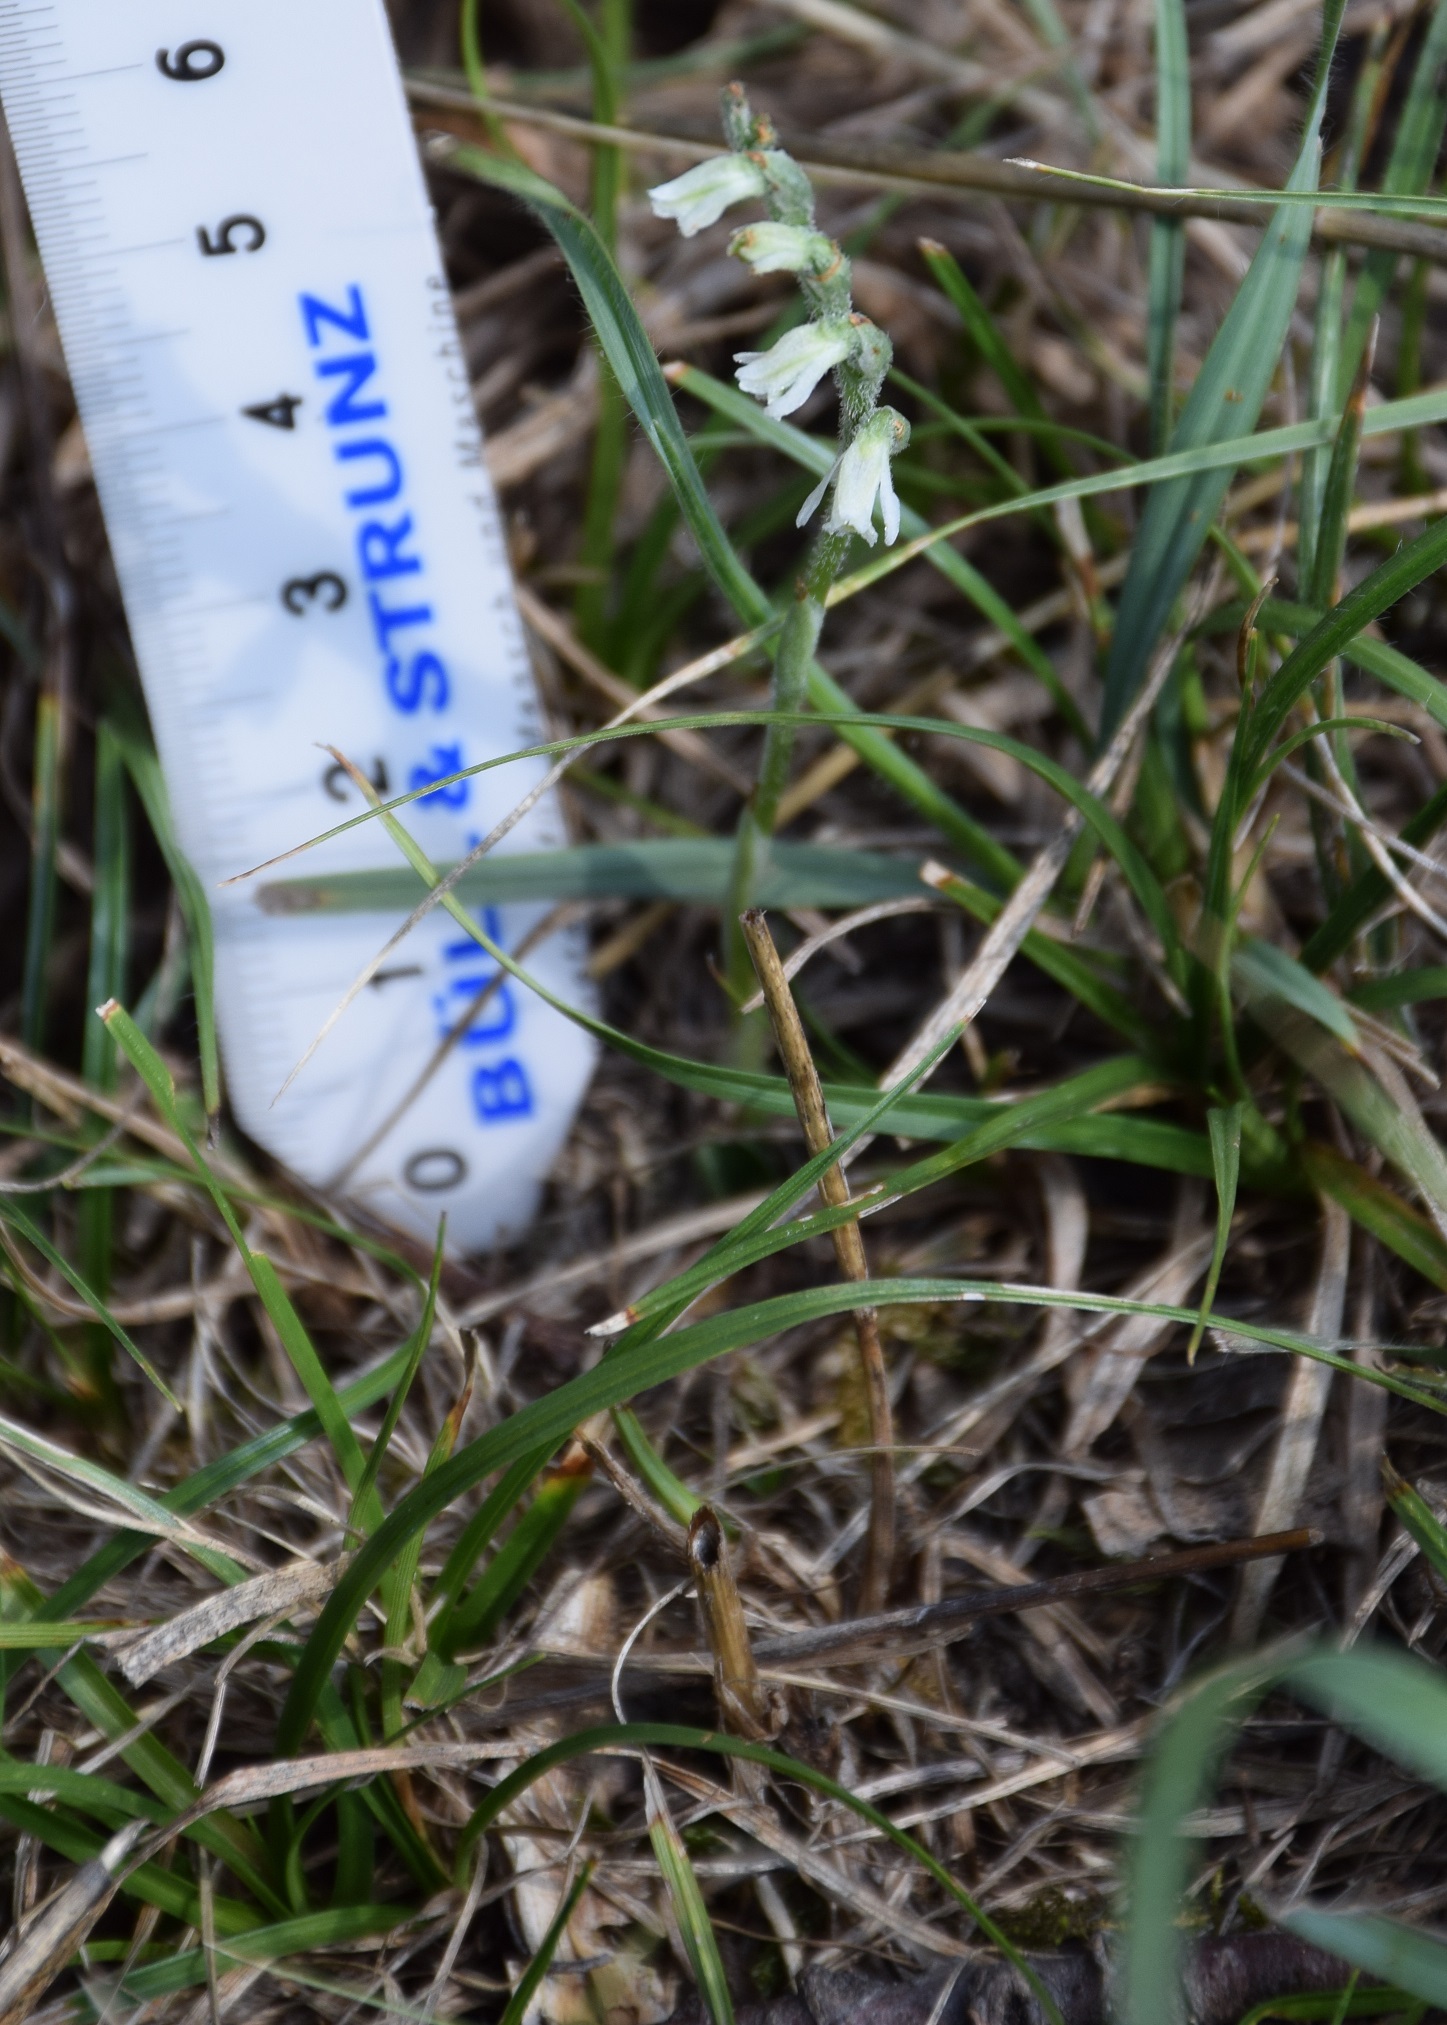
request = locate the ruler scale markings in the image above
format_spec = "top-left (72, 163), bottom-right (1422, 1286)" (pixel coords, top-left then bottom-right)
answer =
top-left (0, 0), bottom-right (595, 1250)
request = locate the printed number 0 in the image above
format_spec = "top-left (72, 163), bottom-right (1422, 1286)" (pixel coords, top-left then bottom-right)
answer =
top-left (282, 572), bottom-right (347, 615)
top-left (156, 41), bottom-right (224, 80)
top-left (197, 215), bottom-right (265, 257)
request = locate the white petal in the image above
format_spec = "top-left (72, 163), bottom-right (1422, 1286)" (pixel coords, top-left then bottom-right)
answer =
top-left (796, 458), bottom-right (840, 529)
top-left (879, 465), bottom-right (901, 545)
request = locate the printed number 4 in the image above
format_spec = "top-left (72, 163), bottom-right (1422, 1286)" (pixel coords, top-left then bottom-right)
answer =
top-left (410, 744), bottom-right (469, 807)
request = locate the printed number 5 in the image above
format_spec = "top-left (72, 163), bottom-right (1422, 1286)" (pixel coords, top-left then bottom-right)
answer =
top-left (156, 41), bottom-right (224, 80)
top-left (197, 215), bottom-right (265, 257)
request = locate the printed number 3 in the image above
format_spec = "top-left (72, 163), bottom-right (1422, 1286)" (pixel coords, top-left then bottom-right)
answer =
top-left (282, 572), bottom-right (347, 615)
top-left (156, 41), bottom-right (224, 80)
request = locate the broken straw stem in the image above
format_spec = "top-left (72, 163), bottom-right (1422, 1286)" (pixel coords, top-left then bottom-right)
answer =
top-left (739, 906), bottom-right (895, 1612)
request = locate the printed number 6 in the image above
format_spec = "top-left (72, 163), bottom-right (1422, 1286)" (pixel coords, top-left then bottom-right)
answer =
top-left (282, 572), bottom-right (348, 615)
top-left (156, 41), bottom-right (224, 80)
top-left (197, 215), bottom-right (265, 257)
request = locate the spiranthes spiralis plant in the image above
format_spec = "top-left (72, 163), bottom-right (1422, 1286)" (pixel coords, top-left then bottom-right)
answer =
top-left (649, 86), bottom-right (911, 960)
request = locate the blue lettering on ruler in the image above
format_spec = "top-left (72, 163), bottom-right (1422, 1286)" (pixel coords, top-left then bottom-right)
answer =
top-left (300, 286), bottom-right (465, 789)
top-left (300, 290), bottom-right (536, 1128)
top-left (435, 906), bottom-right (534, 1124)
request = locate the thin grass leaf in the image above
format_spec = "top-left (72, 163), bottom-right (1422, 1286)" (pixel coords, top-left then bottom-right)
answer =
top-left (21, 692), bottom-right (61, 1055)
top-left (915, 240), bottom-right (1053, 439)
top-left (347, 1237), bottom-right (444, 1533)
top-left (77, 719), bottom-right (130, 1409)
top-left (446, 144), bottom-right (762, 624)
top-left (1147, 0), bottom-right (1189, 453)
top-left (648, 1785), bottom-right (735, 2025)
top-left (0, 1195), bottom-right (178, 1406)
top-left (113, 1908), bottom-right (403, 2006)
top-left (0, 1563), bottom-right (281, 1912)
top-left (500, 1862), bottom-right (596, 2025)
top-left (437, 1453), bottom-right (589, 1659)
top-left (0, 1796), bottom-right (229, 1931)
top-left (101, 1001), bottom-right (373, 1507)
top-left (277, 1274), bottom-right (1442, 1753)
top-left (1302, 1142), bottom-right (1447, 1292)
top-left (262, 838), bottom-right (931, 913)
top-left (1124, 1642), bottom-right (1447, 2025)
top-left (1190, 1103), bottom-right (1242, 1357)
top-left (32, 1343), bottom-right (416, 1629)
top-left (1285, 1915), bottom-right (1447, 2013)
top-left (1232, 940), bottom-right (1358, 1047)
top-left (110, 709), bottom-right (221, 1121)
top-left (1380, 1459), bottom-right (1447, 1584)
top-left (1298, 19), bottom-right (1383, 589)
top-left (0, 1411), bottom-right (231, 1569)
top-left (453, 1719), bottom-right (1058, 2017)
top-left (1337, 0), bottom-right (1447, 394)
top-left (1101, 0), bottom-right (1344, 732)
top-left (1349, 967), bottom-right (1447, 1012)
top-left (1241, 517), bottom-right (1447, 774)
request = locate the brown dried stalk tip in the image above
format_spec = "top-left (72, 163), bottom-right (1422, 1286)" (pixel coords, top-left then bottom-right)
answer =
top-left (739, 908), bottom-right (895, 1611)
top-left (0, 1818), bottom-right (147, 2025)
top-left (687, 1504), bottom-right (775, 1741)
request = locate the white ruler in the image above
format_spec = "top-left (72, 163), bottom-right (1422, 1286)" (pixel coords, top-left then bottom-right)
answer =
top-left (0, 0), bottom-right (596, 1252)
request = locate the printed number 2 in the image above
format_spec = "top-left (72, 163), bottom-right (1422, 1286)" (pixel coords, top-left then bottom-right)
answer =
top-left (197, 215), bottom-right (265, 257)
top-left (156, 41), bottom-right (224, 79)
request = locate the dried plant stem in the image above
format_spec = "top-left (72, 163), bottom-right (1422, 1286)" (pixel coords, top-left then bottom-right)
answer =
top-left (408, 83), bottom-right (1447, 265)
top-left (687, 1505), bottom-right (773, 1741)
top-left (740, 906), bottom-right (894, 1611)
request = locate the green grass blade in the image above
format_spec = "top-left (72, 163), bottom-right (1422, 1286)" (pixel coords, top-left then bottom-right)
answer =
top-left (277, 1273), bottom-right (1441, 1755)
top-left (1350, 967), bottom-right (1447, 1013)
top-left (1298, 18), bottom-right (1382, 588)
top-left (100, 1002), bottom-right (373, 1504)
top-left (348, 1236), bottom-right (444, 1532)
top-left (648, 1786), bottom-right (735, 2025)
top-left (263, 838), bottom-right (932, 913)
top-left (448, 144), bottom-right (765, 627)
top-left (111, 710), bottom-right (221, 1120)
top-left (1381, 1459), bottom-right (1447, 1583)
top-left (77, 720), bottom-right (131, 1408)
top-left (1302, 1142), bottom-right (1447, 1291)
top-left (436, 1455), bottom-right (589, 1659)
top-left (1338, 0), bottom-right (1447, 395)
top-left (455, 1720), bottom-right (1054, 2013)
top-left (1101, 0), bottom-right (1343, 732)
top-left (916, 239), bottom-right (1050, 434)
top-left (20, 691), bottom-right (61, 1055)
top-left (0, 1195), bottom-right (178, 1405)
top-left (1190, 1103), bottom-right (1242, 1356)
top-left (1242, 518), bottom-right (1447, 773)
top-left (1146, 0), bottom-right (1189, 452)
top-left (1285, 1914), bottom-right (1447, 2011)
top-left (500, 1861), bottom-right (596, 2025)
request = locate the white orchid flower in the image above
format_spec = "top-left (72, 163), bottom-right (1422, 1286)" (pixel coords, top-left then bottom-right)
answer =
top-left (734, 320), bottom-right (852, 418)
top-left (797, 407), bottom-right (910, 546)
top-left (728, 222), bottom-right (836, 275)
top-left (648, 154), bottom-right (768, 237)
